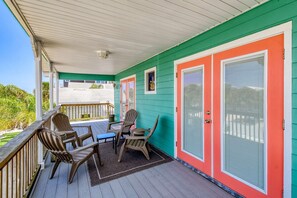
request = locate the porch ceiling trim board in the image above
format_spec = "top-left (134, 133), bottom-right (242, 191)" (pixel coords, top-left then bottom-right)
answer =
top-left (58, 72), bottom-right (115, 81)
top-left (4, 0), bottom-right (268, 75)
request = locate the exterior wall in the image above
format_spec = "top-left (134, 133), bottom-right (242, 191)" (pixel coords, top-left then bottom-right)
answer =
top-left (59, 72), bottom-right (115, 81)
top-left (114, 0), bottom-right (297, 195)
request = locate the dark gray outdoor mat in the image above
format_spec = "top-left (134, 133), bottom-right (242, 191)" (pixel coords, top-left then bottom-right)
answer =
top-left (87, 141), bottom-right (173, 186)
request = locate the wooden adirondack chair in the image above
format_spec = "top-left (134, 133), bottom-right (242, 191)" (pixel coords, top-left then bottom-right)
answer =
top-left (107, 109), bottom-right (138, 145)
top-left (118, 115), bottom-right (159, 162)
top-left (52, 113), bottom-right (94, 147)
top-left (37, 128), bottom-right (103, 184)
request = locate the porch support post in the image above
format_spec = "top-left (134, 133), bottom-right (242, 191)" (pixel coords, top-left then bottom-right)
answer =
top-left (49, 62), bottom-right (55, 131)
top-left (55, 70), bottom-right (59, 105)
top-left (49, 62), bottom-right (54, 110)
top-left (34, 40), bottom-right (44, 169)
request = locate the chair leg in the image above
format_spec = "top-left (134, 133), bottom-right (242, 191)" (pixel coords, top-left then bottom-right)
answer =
top-left (116, 132), bottom-right (121, 146)
top-left (141, 147), bottom-right (150, 160)
top-left (77, 138), bottom-right (83, 147)
top-left (50, 159), bottom-right (61, 179)
top-left (71, 141), bottom-right (77, 149)
top-left (147, 143), bottom-right (152, 152)
top-left (68, 163), bottom-right (79, 184)
top-left (118, 141), bottom-right (127, 162)
top-left (94, 145), bottom-right (103, 166)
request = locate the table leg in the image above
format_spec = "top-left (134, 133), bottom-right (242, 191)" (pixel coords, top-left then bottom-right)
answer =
top-left (114, 137), bottom-right (117, 154)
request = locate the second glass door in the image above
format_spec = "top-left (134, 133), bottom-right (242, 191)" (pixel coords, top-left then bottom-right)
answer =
top-left (120, 77), bottom-right (136, 120)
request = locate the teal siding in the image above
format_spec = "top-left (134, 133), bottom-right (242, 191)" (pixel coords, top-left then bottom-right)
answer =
top-left (114, 0), bottom-right (297, 194)
top-left (59, 72), bottom-right (115, 81)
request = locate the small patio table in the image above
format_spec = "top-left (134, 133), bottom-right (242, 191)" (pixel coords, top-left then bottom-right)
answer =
top-left (96, 133), bottom-right (117, 154)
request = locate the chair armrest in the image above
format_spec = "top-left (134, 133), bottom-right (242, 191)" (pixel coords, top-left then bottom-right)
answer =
top-left (79, 133), bottom-right (92, 141)
top-left (107, 121), bottom-right (123, 131)
top-left (122, 121), bottom-right (135, 127)
top-left (69, 142), bottom-right (99, 154)
top-left (62, 137), bottom-right (76, 144)
top-left (54, 131), bottom-right (78, 141)
top-left (125, 136), bottom-right (147, 140)
top-left (72, 125), bottom-right (93, 135)
top-left (109, 121), bottom-right (122, 125)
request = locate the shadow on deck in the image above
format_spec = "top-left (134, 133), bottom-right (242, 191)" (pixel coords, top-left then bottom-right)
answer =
top-left (31, 120), bottom-right (233, 198)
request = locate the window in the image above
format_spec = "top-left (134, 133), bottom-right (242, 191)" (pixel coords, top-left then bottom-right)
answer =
top-left (144, 66), bottom-right (156, 94)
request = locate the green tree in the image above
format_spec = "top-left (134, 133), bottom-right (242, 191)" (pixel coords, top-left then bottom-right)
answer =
top-left (42, 82), bottom-right (50, 112)
top-left (89, 83), bottom-right (103, 89)
top-left (0, 84), bottom-right (36, 130)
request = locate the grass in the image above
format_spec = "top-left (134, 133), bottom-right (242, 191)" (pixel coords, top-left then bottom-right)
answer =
top-left (0, 132), bottom-right (21, 147)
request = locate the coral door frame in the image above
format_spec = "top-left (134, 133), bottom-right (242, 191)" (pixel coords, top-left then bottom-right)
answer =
top-left (174, 22), bottom-right (292, 198)
top-left (120, 74), bottom-right (136, 121)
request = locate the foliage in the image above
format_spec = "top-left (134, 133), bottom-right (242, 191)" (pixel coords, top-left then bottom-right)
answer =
top-left (0, 132), bottom-right (21, 147)
top-left (225, 84), bottom-right (264, 116)
top-left (184, 83), bottom-right (263, 116)
top-left (89, 83), bottom-right (103, 89)
top-left (0, 82), bottom-right (51, 131)
top-left (42, 82), bottom-right (50, 112)
top-left (0, 84), bottom-right (36, 130)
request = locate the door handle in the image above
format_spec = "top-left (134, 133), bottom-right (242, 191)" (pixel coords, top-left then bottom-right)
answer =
top-left (205, 119), bottom-right (212, 123)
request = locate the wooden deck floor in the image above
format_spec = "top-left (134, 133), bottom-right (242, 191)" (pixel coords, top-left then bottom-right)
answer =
top-left (31, 120), bottom-right (233, 198)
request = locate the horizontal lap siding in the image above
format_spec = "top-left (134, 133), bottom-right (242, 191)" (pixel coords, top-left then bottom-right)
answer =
top-left (293, 8), bottom-right (297, 198)
top-left (115, 0), bottom-right (297, 194)
top-left (115, 58), bottom-right (175, 155)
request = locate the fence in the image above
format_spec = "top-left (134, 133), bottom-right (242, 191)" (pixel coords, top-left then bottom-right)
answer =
top-left (60, 103), bottom-right (114, 121)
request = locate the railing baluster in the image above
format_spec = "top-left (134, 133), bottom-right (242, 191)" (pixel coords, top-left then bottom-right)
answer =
top-left (6, 165), bottom-right (8, 198)
top-left (9, 161), bottom-right (12, 198)
top-left (13, 156), bottom-right (16, 198)
top-left (23, 147), bottom-right (25, 196)
top-left (0, 167), bottom-right (2, 198)
top-left (60, 103), bottom-right (114, 121)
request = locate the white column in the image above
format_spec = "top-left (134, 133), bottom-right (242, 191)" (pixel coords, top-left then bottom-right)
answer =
top-left (35, 42), bottom-right (42, 120)
top-left (34, 41), bottom-right (44, 169)
top-left (49, 62), bottom-right (54, 110)
top-left (55, 70), bottom-right (59, 105)
top-left (49, 62), bottom-right (55, 131)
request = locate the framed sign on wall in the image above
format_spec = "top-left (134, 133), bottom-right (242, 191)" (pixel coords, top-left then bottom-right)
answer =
top-left (144, 66), bottom-right (156, 94)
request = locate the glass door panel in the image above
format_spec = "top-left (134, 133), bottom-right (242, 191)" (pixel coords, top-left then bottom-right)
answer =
top-left (223, 54), bottom-right (265, 190)
top-left (183, 68), bottom-right (204, 159)
top-left (121, 82), bottom-right (127, 120)
top-left (120, 77), bottom-right (136, 121)
top-left (128, 81), bottom-right (135, 110)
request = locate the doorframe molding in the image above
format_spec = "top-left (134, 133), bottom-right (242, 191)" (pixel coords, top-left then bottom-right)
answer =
top-left (119, 74), bottom-right (137, 120)
top-left (173, 21), bottom-right (292, 198)
top-left (120, 74), bottom-right (136, 82)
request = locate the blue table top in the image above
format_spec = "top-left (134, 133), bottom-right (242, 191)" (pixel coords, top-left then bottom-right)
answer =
top-left (96, 133), bottom-right (116, 139)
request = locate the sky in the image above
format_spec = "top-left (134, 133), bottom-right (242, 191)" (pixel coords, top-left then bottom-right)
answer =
top-left (0, 0), bottom-right (35, 94)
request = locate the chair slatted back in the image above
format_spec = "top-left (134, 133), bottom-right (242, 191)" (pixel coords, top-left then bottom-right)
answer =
top-left (37, 128), bottom-right (73, 163)
top-left (122, 109), bottom-right (138, 133)
top-left (52, 113), bottom-right (73, 131)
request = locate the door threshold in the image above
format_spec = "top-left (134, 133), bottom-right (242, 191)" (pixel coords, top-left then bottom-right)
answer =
top-left (176, 158), bottom-right (243, 198)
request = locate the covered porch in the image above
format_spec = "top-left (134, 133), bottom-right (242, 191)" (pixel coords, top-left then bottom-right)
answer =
top-left (1, 0), bottom-right (295, 198)
top-left (31, 120), bottom-right (233, 198)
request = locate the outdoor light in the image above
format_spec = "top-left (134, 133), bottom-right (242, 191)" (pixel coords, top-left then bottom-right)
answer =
top-left (96, 50), bottom-right (110, 59)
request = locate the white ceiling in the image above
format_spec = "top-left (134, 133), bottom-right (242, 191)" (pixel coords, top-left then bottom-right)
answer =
top-left (10, 0), bottom-right (268, 75)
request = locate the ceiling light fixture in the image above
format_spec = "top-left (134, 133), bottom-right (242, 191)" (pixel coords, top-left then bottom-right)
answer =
top-left (96, 50), bottom-right (110, 59)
